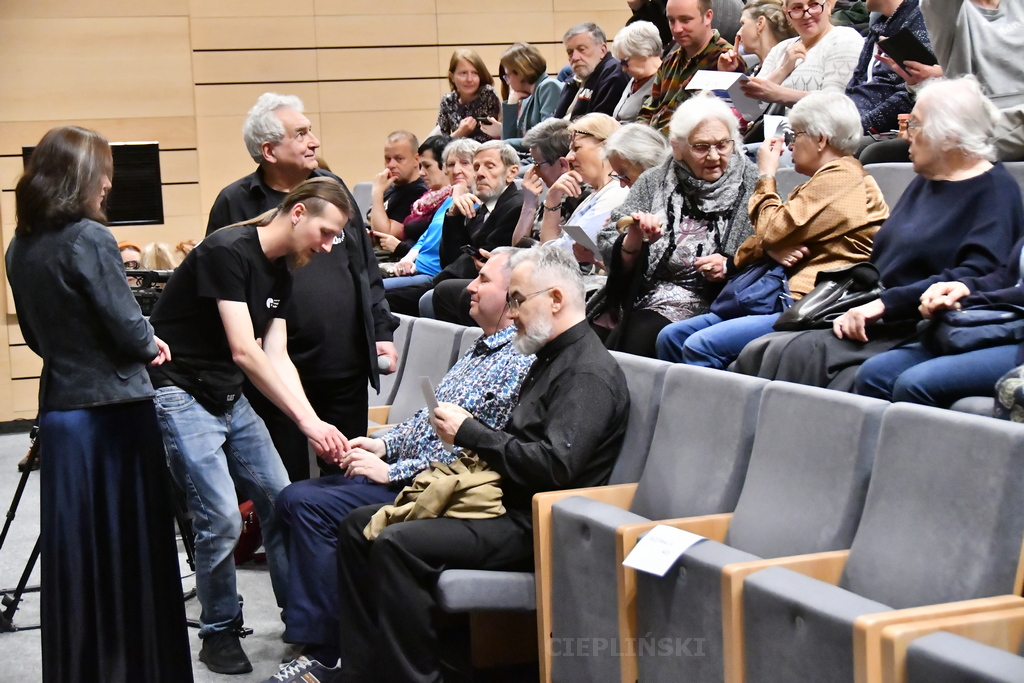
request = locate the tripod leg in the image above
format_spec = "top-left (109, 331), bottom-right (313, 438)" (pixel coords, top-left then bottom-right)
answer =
top-left (1, 535), bottom-right (41, 630)
top-left (0, 437), bottom-right (39, 553)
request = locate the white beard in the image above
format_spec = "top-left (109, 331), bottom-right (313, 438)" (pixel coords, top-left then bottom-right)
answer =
top-left (513, 318), bottom-right (553, 355)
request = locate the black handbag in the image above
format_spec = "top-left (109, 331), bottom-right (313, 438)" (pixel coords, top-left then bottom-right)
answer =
top-left (773, 262), bottom-right (882, 331)
top-left (710, 259), bottom-right (791, 320)
top-left (922, 304), bottom-right (1024, 355)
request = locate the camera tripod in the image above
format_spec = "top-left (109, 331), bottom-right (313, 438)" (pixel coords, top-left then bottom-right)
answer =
top-left (0, 427), bottom-right (207, 633)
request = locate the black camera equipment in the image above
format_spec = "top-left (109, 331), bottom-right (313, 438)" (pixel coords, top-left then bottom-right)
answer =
top-left (0, 425), bottom-right (39, 632)
top-left (126, 269), bottom-right (173, 315)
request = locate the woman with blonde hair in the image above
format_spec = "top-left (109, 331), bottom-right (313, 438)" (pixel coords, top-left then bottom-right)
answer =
top-left (718, 0), bottom-right (795, 73)
top-left (140, 241), bottom-right (180, 270)
top-left (436, 48), bottom-right (501, 143)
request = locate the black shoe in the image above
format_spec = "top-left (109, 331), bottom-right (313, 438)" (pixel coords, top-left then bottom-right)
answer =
top-left (199, 630), bottom-right (253, 674)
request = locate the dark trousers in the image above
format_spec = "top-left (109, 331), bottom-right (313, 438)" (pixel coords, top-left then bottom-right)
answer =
top-left (276, 475), bottom-right (400, 647)
top-left (386, 282), bottom-right (435, 317)
top-left (247, 374), bottom-right (368, 481)
top-left (603, 308), bottom-right (672, 358)
top-left (432, 278), bottom-right (474, 326)
top-left (335, 504), bottom-right (534, 683)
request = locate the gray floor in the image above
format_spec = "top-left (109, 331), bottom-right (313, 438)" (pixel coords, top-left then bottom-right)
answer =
top-left (0, 430), bottom-right (297, 683)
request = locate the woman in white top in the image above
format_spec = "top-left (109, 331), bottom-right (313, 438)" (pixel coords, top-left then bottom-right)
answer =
top-left (530, 113), bottom-right (630, 255)
top-left (739, 0), bottom-right (863, 110)
top-left (610, 21), bottom-right (664, 123)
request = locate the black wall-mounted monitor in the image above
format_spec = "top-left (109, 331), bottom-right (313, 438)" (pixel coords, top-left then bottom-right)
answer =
top-left (21, 141), bottom-right (164, 226)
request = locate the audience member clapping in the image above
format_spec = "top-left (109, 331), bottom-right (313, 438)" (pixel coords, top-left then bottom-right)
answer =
top-left (437, 49), bottom-right (501, 143)
top-left (591, 92), bottom-right (758, 357)
top-left (497, 42), bottom-right (564, 150)
top-left (739, 0), bottom-right (863, 111)
top-left (657, 92), bottom-right (888, 366)
top-left (610, 21), bottom-right (664, 122)
top-left (735, 77), bottom-right (1024, 389)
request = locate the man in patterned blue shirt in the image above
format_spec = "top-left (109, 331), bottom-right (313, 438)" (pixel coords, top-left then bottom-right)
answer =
top-left (270, 247), bottom-right (533, 674)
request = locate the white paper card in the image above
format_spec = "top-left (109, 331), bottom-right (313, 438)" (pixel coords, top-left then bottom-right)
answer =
top-left (685, 70), bottom-right (768, 121)
top-left (622, 525), bottom-right (706, 577)
top-left (420, 376), bottom-right (455, 452)
top-left (763, 115), bottom-right (787, 143)
top-left (561, 224), bottom-right (601, 254)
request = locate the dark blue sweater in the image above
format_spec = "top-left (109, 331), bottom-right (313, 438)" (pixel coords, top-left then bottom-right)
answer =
top-left (872, 163), bottom-right (1024, 319)
top-left (846, 0), bottom-right (931, 133)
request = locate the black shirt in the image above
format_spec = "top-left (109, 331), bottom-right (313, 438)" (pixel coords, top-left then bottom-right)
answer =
top-left (206, 167), bottom-right (380, 380)
top-left (149, 224), bottom-right (291, 407)
top-left (382, 178), bottom-right (428, 224)
top-left (454, 321), bottom-right (630, 517)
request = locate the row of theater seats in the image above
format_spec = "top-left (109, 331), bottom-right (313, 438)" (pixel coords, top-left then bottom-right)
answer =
top-left (369, 314), bottom-right (1024, 683)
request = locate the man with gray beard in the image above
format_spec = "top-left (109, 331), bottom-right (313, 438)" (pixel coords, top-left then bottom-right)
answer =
top-left (329, 244), bottom-right (630, 682)
top-left (385, 141), bottom-right (524, 316)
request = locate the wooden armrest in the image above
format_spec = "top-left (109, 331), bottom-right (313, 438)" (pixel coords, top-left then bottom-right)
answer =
top-left (722, 550), bottom-right (850, 683)
top-left (367, 405), bottom-right (391, 424)
top-left (878, 601), bottom-right (1024, 683)
top-left (533, 482), bottom-right (637, 683)
top-left (366, 423), bottom-right (397, 436)
top-left (854, 595), bottom-right (1024, 683)
top-left (614, 513), bottom-right (734, 683)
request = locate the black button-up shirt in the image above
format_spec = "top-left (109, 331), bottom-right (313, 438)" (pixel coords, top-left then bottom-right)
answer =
top-left (455, 320), bottom-right (630, 518)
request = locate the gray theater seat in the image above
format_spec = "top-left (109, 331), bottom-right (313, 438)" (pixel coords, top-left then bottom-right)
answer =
top-left (949, 396), bottom-right (996, 417)
top-left (863, 162), bottom-right (916, 207)
top-left (742, 404), bottom-right (1024, 683)
top-left (547, 365), bottom-right (768, 683)
top-left (352, 181), bottom-right (372, 220)
top-left (457, 326), bottom-right (483, 358)
top-left (634, 383), bottom-right (887, 683)
top-left (369, 313), bottom-right (414, 407)
top-left (907, 630), bottom-right (1024, 683)
top-left (774, 168), bottom-right (810, 199)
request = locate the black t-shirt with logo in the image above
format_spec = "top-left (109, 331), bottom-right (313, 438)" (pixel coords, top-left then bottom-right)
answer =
top-left (148, 224), bottom-right (291, 411)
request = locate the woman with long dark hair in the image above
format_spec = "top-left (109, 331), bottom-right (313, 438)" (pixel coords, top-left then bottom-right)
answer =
top-left (6, 126), bottom-right (192, 683)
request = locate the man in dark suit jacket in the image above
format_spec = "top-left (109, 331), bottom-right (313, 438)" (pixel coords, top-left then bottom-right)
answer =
top-left (385, 141), bottom-right (524, 316)
top-left (553, 22), bottom-right (631, 119)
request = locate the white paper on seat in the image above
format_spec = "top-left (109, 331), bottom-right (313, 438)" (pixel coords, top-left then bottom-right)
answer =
top-left (561, 224), bottom-right (601, 254)
top-left (685, 70), bottom-right (768, 121)
top-left (421, 376), bottom-right (455, 452)
top-left (622, 524), bottom-right (706, 577)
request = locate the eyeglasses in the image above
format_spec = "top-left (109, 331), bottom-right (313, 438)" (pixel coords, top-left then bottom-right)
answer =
top-left (123, 260), bottom-right (140, 270)
top-left (506, 287), bottom-right (554, 311)
top-left (609, 172), bottom-right (631, 185)
top-left (688, 139), bottom-right (734, 157)
top-left (571, 129), bottom-right (606, 143)
top-left (905, 119), bottom-right (924, 136)
top-left (783, 129), bottom-right (810, 146)
top-left (787, 2), bottom-right (824, 19)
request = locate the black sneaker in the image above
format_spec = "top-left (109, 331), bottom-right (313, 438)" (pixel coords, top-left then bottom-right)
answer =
top-left (199, 630), bottom-right (253, 675)
top-left (264, 657), bottom-right (342, 683)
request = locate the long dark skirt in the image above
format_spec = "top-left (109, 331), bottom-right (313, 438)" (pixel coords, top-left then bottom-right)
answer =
top-left (39, 400), bottom-right (193, 683)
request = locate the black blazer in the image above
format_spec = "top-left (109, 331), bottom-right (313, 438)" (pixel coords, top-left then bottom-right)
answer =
top-left (553, 52), bottom-right (630, 120)
top-left (437, 183), bottom-right (525, 282)
top-left (6, 219), bottom-right (158, 410)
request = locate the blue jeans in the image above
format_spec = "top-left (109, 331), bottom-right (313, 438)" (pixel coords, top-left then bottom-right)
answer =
top-left (855, 342), bottom-right (1020, 407)
top-left (154, 387), bottom-right (291, 638)
top-left (657, 312), bottom-right (782, 369)
top-left (276, 474), bottom-right (399, 647)
top-left (383, 273), bottom-right (432, 291)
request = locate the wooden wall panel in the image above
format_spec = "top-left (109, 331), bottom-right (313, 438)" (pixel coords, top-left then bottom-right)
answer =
top-left (317, 47), bottom-right (442, 81)
top-left (10, 345), bottom-right (42, 380)
top-left (315, 0), bottom-right (434, 15)
top-left (553, 0), bottom-right (625, 10)
top-left (192, 50), bottom-right (319, 85)
top-left (553, 10), bottom-right (631, 39)
top-left (190, 0), bottom-right (314, 18)
top-left (160, 150), bottom-right (200, 185)
top-left (12, 379), bottom-right (40, 417)
top-left (191, 17), bottom-right (318, 50)
top-left (0, 0), bottom-right (188, 19)
top-left (0, 18), bottom-right (194, 122)
top-left (0, 118), bottom-right (198, 156)
top-left (194, 84), bottom-right (322, 118)
top-left (315, 15), bottom-right (438, 48)
top-left (437, 13), bottom-right (556, 45)
top-left (318, 80), bottom-right (443, 114)
top-left (437, 0), bottom-right (554, 13)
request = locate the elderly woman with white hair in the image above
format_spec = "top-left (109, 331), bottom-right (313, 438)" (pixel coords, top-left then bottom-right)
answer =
top-left (611, 21), bottom-right (664, 122)
top-left (735, 77), bottom-right (1024, 391)
top-left (589, 92), bottom-right (758, 357)
top-left (656, 91), bottom-right (888, 367)
top-left (604, 123), bottom-right (671, 188)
